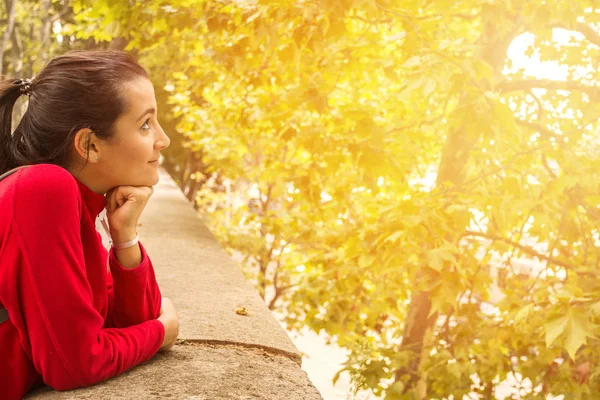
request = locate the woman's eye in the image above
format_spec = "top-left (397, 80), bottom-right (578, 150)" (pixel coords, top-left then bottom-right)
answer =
top-left (141, 119), bottom-right (151, 130)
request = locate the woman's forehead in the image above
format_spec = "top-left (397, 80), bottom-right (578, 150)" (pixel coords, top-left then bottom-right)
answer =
top-left (121, 78), bottom-right (156, 117)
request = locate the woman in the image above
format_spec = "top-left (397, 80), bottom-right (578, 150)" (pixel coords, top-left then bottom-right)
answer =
top-left (0, 50), bottom-right (180, 399)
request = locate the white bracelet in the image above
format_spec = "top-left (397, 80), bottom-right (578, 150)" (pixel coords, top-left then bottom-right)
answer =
top-left (110, 234), bottom-right (140, 249)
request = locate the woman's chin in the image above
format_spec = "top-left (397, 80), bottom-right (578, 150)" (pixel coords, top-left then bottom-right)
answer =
top-left (149, 172), bottom-right (160, 186)
top-left (128, 174), bottom-right (158, 187)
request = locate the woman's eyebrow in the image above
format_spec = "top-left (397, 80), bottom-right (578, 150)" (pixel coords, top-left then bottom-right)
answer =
top-left (136, 107), bottom-right (156, 122)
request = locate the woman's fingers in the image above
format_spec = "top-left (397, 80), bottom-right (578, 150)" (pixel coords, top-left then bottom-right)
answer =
top-left (105, 185), bottom-right (155, 231)
top-left (106, 188), bottom-right (118, 214)
top-left (117, 190), bottom-right (129, 207)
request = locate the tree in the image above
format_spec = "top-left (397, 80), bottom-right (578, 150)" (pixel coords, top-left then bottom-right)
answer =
top-left (1, 1), bottom-right (79, 134)
top-left (0, 0), bottom-right (76, 76)
top-left (70, 0), bottom-right (600, 398)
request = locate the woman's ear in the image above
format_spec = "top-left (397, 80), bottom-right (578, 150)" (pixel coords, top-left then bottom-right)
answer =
top-left (73, 128), bottom-right (100, 163)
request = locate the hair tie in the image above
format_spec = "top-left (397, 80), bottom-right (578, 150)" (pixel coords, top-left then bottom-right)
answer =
top-left (17, 78), bottom-right (32, 96)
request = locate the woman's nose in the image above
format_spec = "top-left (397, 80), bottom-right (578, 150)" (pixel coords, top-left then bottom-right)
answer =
top-left (156, 126), bottom-right (171, 150)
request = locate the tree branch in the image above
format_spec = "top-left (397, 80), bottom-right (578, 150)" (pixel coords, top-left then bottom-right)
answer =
top-left (374, 2), bottom-right (409, 20)
top-left (463, 231), bottom-right (576, 271)
top-left (413, 12), bottom-right (480, 21)
top-left (267, 282), bottom-right (298, 310)
top-left (374, 2), bottom-right (479, 22)
top-left (569, 185), bottom-right (600, 222)
top-left (50, 3), bottom-right (72, 24)
top-left (497, 79), bottom-right (600, 97)
top-left (527, 90), bottom-right (545, 121)
top-left (541, 154), bottom-right (558, 179)
top-left (515, 119), bottom-right (563, 141)
top-left (268, 268), bottom-right (280, 310)
top-left (550, 21), bottom-right (600, 47)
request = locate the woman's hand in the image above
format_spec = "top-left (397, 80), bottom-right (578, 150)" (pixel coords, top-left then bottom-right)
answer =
top-left (158, 298), bottom-right (179, 351)
top-left (105, 186), bottom-right (154, 240)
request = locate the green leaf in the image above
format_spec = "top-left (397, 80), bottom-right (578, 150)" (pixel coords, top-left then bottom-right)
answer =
top-left (427, 243), bottom-right (458, 271)
top-left (545, 308), bottom-right (598, 359)
top-left (515, 303), bottom-right (534, 326)
top-left (448, 362), bottom-right (462, 380)
top-left (385, 381), bottom-right (405, 399)
top-left (545, 314), bottom-right (568, 348)
top-left (422, 79), bottom-right (437, 98)
top-left (384, 231), bottom-right (403, 244)
top-left (589, 301), bottom-right (600, 317)
top-left (563, 308), bottom-right (597, 360)
top-left (402, 56), bottom-right (421, 68)
top-left (427, 248), bottom-right (446, 271)
top-left (332, 366), bottom-right (349, 385)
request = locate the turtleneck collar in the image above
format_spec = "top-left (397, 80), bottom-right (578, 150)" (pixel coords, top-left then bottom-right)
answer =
top-left (74, 176), bottom-right (106, 218)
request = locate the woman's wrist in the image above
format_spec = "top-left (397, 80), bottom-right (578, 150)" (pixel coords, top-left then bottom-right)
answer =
top-left (110, 229), bottom-right (137, 244)
top-left (107, 226), bottom-right (142, 268)
top-left (111, 234), bottom-right (139, 249)
top-left (112, 239), bottom-right (142, 269)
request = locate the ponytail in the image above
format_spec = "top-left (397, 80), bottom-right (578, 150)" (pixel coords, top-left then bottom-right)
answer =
top-left (0, 79), bottom-right (27, 175)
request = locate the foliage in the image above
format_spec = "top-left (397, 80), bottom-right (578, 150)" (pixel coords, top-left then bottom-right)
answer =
top-left (20, 0), bottom-right (600, 398)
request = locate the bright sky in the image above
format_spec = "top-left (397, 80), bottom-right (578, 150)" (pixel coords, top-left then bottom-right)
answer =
top-left (506, 28), bottom-right (593, 81)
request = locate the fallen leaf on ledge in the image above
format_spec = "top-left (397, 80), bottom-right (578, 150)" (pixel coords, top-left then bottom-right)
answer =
top-left (235, 306), bottom-right (249, 316)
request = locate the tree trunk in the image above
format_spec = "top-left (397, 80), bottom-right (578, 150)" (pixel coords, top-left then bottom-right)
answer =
top-left (395, 18), bottom-right (522, 397)
top-left (25, 21), bottom-right (33, 77)
top-left (39, 0), bottom-right (52, 67)
top-left (0, 0), bottom-right (17, 76)
top-left (395, 110), bottom-right (476, 395)
top-left (10, 18), bottom-right (24, 130)
top-left (108, 37), bottom-right (129, 51)
top-left (10, 15), bottom-right (22, 75)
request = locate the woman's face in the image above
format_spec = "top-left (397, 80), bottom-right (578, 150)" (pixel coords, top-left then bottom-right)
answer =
top-left (92, 77), bottom-right (170, 190)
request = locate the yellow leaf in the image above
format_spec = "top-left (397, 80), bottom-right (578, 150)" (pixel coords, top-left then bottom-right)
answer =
top-left (235, 305), bottom-right (249, 316)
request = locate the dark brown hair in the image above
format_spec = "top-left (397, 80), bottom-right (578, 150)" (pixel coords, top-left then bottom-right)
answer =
top-left (0, 50), bottom-right (149, 174)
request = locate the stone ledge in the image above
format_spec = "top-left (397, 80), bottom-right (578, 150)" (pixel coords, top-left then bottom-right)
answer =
top-left (27, 342), bottom-right (321, 400)
top-left (125, 167), bottom-right (300, 356)
top-left (27, 166), bottom-right (322, 399)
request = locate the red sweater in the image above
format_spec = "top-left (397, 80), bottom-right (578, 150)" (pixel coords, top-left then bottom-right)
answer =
top-left (0, 164), bottom-right (165, 399)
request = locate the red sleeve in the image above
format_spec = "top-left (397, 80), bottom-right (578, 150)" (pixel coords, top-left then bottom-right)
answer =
top-left (105, 241), bottom-right (162, 328)
top-left (13, 166), bottom-right (165, 390)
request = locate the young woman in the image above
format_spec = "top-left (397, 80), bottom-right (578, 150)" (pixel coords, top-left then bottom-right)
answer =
top-left (0, 50), bottom-right (180, 399)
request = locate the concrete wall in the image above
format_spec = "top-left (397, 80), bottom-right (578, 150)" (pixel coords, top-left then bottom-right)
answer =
top-left (27, 167), bottom-right (323, 400)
